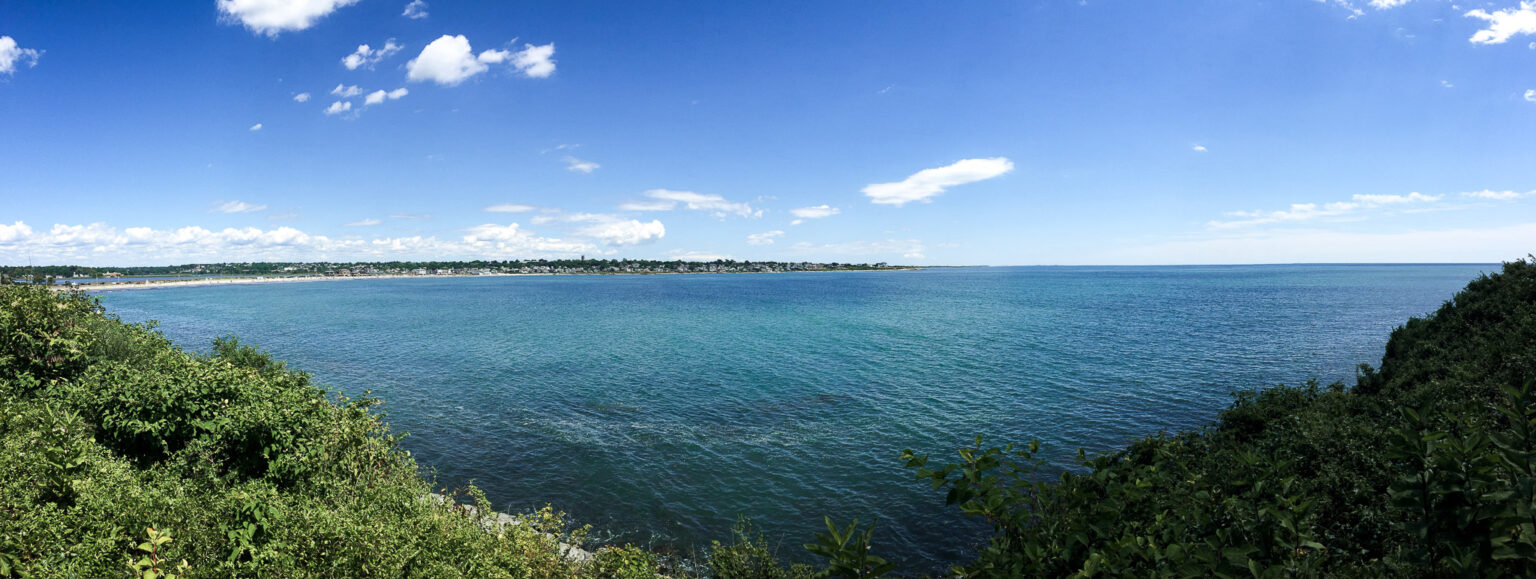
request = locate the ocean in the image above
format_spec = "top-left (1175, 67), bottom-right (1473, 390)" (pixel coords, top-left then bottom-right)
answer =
top-left (95, 264), bottom-right (1494, 571)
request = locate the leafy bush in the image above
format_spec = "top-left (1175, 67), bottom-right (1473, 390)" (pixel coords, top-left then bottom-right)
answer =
top-left (893, 257), bottom-right (1536, 576)
top-left (709, 518), bottom-right (816, 579)
top-left (0, 284), bottom-right (603, 577)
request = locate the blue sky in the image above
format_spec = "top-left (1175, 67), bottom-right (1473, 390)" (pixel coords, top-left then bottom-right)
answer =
top-left (2, 0), bottom-right (1534, 265)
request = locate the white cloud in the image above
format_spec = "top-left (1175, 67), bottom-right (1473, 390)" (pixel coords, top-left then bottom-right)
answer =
top-left (0, 221), bottom-right (33, 243)
top-left (789, 205), bottom-right (839, 225)
top-left (216, 0), bottom-right (362, 37)
top-left (345, 218), bottom-right (381, 226)
top-left (564, 156), bottom-right (600, 173)
top-left (1369, 0), bottom-right (1412, 8)
top-left (510, 43), bottom-right (556, 78)
top-left (459, 223), bottom-right (596, 254)
top-left (1461, 189), bottom-right (1534, 200)
top-left (1466, 2), bottom-right (1536, 44)
top-left (1209, 192), bottom-right (1442, 229)
top-left (1192, 144), bottom-right (1208, 152)
top-left (407, 35), bottom-right (491, 86)
top-left (862, 157), bottom-right (1014, 206)
top-left (0, 36), bottom-right (42, 75)
top-left (670, 251), bottom-right (732, 261)
top-left (789, 239), bottom-right (927, 260)
top-left (747, 230), bottom-right (785, 245)
top-left (331, 84), bottom-right (363, 97)
top-left (472, 42), bottom-right (556, 78)
top-left (342, 40), bottom-right (403, 70)
top-left (577, 219), bottom-right (666, 245)
top-left (476, 49), bottom-right (510, 64)
top-left (618, 200), bottom-right (677, 212)
top-left (293, 92), bottom-right (311, 102)
top-left (364, 87), bottom-right (408, 106)
top-left (324, 100), bottom-right (353, 115)
top-left (402, 0), bottom-right (429, 20)
top-left (0, 220), bottom-right (621, 264)
top-left (213, 201), bottom-right (268, 214)
top-left (1093, 223), bottom-right (1536, 265)
top-left (249, 123), bottom-right (263, 131)
top-left (1526, 89), bottom-right (1536, 102)
top-left (637, 189), bottom-right (760, 218)
top-left (1441, 80), bottom-right (1455, 88)
top-left (530, 212), bottom-right (615, 225)
top-left (485, 204), bottom-right (537, 213)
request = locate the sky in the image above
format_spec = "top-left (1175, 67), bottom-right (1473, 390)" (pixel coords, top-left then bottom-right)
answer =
top-left (1, 0), bottom-right (1534, 266)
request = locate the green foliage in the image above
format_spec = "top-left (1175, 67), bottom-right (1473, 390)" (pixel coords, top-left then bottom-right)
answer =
top-left (803, 518), bottom-right (896, 578)
top-left (709, 518), bottom-right (816, 579)
top-left (590, 544), bottom-right (662, 578)
top-left (208, 335), bottom-right (288, 375)
top-left (125, 527), bottom-right (190, 579)
top-left (888, 256), bottom-right (1536, 576)
top-left (0, 283), bottom-right (620, 577)
top-left (0, 286), bottom-right (97, 387)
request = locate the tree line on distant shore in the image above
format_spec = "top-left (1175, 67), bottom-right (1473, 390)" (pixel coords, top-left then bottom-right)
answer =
top-left (0, 258), bottom-right (903, 281)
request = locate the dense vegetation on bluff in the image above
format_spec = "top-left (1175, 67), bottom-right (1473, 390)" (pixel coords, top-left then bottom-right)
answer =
top-left (0, 258), bottom-right (1532, 577)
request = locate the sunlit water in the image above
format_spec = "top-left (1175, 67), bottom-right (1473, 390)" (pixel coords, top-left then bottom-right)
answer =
top-left (96, 264), bottom-right (1492, 571)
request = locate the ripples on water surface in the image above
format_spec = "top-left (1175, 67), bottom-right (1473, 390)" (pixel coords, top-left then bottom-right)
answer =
top-left (98, 264), bottom-right (1492, 571)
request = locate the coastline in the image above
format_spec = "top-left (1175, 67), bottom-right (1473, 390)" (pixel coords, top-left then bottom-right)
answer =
top-left (65, 268), bottom-right (922, 292)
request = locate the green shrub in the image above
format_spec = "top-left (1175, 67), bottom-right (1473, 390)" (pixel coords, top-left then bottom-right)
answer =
top-left (590, 544), bottom-right (661, 578)
top-left (708, 518), bottom-right (815, 579)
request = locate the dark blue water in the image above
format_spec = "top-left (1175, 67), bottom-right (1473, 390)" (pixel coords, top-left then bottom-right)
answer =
top-left (95, 265), bottom-right (1493, 570)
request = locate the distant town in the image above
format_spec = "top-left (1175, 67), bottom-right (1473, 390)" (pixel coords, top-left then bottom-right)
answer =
top-left (0, 259), bottom-right (909, 284)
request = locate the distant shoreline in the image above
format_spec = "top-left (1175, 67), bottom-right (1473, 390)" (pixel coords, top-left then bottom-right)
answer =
top-left (65, 268), bottom-right (922, 292)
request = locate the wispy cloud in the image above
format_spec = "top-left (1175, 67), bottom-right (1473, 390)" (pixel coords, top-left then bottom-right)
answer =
top-left (1192, 144), bottom-right (1208, 152)
top-left (324, 101), bottom-right (353, 116)
top-left (331, 84), bottom-right (363, 97)
top-left (485, 204), bottom-right (537, 213)
top-left (1461, 189), bottom-right (1535, 200)
top-left (402, 0), bottom-right (428, 20)
top-left (618, 200), bottom-right (676, 212)
top-left (790, 239), bottom-right (926, 260)
top-left (364, 87), bottom-right (408, 106)
top-left (1209, 192), bottom-right (1442, 229)
top-left (789, 205), bottom-right (839, 225)
top-left (293, 92), bottom-right (311, 102)
top-left (626, 189), bottom-right (761, 218)
top-left (342, 39), bottom-right (403, 70)
top-left (249, 123), bottom-right (263, 131)
top-left (747, 230), bottom-right (785, 245)
top-left (564, 156), bottom-right (600, 173)
top-left (670, 250), bottom-right (731, 261)
top-left (345, 218), bottom-right (381, 226)
top-left (862, 157), bottom-right (1014, 206)
top-left (213, 200), bottom-right (268, 214)
top-left (530, 212), bottom-right (616, 225)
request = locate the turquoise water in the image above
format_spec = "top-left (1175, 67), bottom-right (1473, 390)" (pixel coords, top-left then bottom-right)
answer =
top-left (96, 264), bottom-right (1493, 570)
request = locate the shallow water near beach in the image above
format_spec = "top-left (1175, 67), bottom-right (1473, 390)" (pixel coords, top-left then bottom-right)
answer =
top-left (97, 264), bottom-right (1491, 571)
